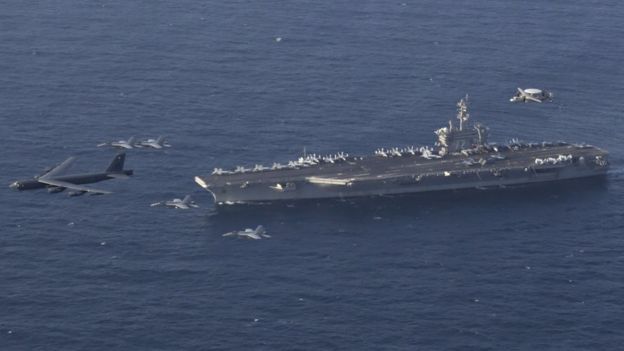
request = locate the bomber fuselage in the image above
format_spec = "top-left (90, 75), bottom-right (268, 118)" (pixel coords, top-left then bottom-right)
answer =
top-left (9, 170), bottom-right (133, 191)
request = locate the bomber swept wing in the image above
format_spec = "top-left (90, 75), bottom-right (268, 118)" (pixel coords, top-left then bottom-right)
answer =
top-left (40, 157), bottom-right (77, 179)
top-left (37, 177), bottom-right (112, 195)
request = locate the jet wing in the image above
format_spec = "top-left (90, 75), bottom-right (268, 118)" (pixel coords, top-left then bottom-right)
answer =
top-left (240, 232), bottom-right (262, 240)
top-left (43, 157), bottom-right (77, 178)
top-left (37, 178), bottom-right (112, 195)
top-left (108, 173), bottom-right (130, 179)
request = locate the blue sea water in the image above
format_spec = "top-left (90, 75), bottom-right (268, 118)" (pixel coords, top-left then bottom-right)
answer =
top-left (1, 1), bottom-right (624, 349)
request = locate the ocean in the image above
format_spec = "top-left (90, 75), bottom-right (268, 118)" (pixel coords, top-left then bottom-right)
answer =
top-left (1, 1), bottom-right (623, 350)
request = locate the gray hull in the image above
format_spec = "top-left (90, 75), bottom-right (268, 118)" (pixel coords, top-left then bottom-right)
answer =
top-left (195, 145), bottom-right (609, 205)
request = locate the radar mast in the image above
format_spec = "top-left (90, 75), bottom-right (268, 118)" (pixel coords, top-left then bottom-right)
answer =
top-left (457, 95), bottom-right (469, 131)
top-left (435, 95), bottom-right (487, 155)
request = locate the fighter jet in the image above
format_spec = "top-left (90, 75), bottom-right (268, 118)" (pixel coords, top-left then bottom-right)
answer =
top-left (137, 136), bottom-right (171, 149)
top-left (222, 225), bottom-right (271, 240)
top-left (97, 136), bottom-right (137, 149)
top-left (9, 153), bottom-right (133, 196)
top-left (489, 154), bottom-right (506, 160)
top-left (150, 195), bottom-right (199, 209)
top-left (510, 88), bottom-right (553, 103)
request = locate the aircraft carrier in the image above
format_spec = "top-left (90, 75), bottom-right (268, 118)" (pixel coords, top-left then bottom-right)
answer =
top-left (195, 97), bottom-right (609, 204)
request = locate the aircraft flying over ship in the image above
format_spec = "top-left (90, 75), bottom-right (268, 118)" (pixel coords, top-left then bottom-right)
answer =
top-left (9, 153), bottom-right (133, 196)
top-left (150, 195), bottom-right (198, 209)
top-left (137, 136), bottom-right (171, 149)
top-left (97, 136), bottom-right (137, 149)
top-left (510, 88), bottom-right (553, 103)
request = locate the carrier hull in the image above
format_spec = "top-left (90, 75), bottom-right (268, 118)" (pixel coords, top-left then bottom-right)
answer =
top-left (195, 145), bottom-right (609, 204)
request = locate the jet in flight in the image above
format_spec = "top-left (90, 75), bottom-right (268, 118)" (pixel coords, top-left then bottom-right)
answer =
top-left (150, 195), bottom-right (198, 209)
top-left (9, 153), bottom-right (133, 196)
top-left (510, 88), bottom-right (553, 103)
top-left (97, 136), bottom-right (137, 149)
top-left (137, 136), bottom-right (171, 149)
top-left (222, 225), bottom-right (270, 240)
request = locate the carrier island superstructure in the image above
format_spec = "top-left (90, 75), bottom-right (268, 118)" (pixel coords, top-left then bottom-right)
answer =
top-left (195, 97), bottom-right (609, 204)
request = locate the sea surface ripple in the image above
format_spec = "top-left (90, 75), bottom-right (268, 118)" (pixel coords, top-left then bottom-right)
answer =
top-left (1, 1), bottom-right (623, 350)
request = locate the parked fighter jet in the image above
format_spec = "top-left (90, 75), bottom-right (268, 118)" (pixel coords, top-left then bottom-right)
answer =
top-left (137, 136), bottom-right (171, 149)
top-left (222, 225), bottom-right (270, 240)
top-left (461, 158), bottom-right (479, 166)
top-left (510, 88), bottom-right (553, 103)
top-left (488, 154), bottom-right (507, 160)
top-left (9, 153), bottom-right (133, 196)
top-left (97, 137), bottom-right (137, 149)
top-left (150, 195), bottom-right (198, 209)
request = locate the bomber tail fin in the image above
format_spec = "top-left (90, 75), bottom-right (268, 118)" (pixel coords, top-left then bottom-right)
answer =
top-left (156, 136), bottom-right (165, 145)
top-left (127, 136), bottom-right (137, 146)
top-left (182, 195), bottom-right (192, 204)
top-left (106, 153), bottom-right (126, 173)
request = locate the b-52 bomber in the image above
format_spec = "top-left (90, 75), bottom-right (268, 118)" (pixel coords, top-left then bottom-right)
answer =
top-left (9, 153), bottom-right (133, 196)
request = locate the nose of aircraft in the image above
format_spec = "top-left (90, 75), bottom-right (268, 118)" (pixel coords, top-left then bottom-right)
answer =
top-left (9, 181), bottom-right (21, 190)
